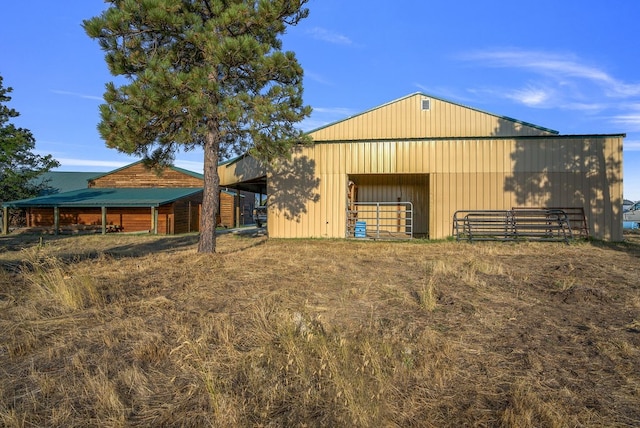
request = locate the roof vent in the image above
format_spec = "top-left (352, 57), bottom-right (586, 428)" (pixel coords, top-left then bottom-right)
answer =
top-left (421, 98), bottom-right (431, 111)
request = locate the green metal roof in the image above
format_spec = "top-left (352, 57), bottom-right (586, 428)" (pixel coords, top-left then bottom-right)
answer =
top-left (2, 188), bottom-right (203, 209)
top-left (34, 171), bottom-right (101, 195)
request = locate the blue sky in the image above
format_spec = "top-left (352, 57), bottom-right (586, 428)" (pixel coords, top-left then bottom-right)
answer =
top-left (2, 1), bottom-right (639, 200)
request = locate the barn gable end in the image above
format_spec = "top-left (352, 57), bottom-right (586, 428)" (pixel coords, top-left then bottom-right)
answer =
top-left (308, 92), bottom-right (558, 142)
top-left (89, 161), bottom-right (204, 188)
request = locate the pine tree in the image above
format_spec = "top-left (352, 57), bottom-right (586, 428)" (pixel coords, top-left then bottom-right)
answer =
top-left (84, 0), bottom-right (311, 253)
top-left (0, 75), bottom-right (60, 206)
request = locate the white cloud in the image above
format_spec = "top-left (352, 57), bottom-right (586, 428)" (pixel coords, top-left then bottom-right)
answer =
top-left (307, 27), bottom-right (353, 45)
top-left (505, 86), bottom-right (551, 107)
top-left (51, 89), bottom-right (103, 101)
top-left (613, 113), bottom-right (640, 130)
top-left (624, 140), bottom-right (640, 151)
top-left (458, 48), bottom-right (640, 99)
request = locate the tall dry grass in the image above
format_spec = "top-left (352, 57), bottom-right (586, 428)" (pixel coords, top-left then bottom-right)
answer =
top-left (0, 230), bottom-right (639, 427)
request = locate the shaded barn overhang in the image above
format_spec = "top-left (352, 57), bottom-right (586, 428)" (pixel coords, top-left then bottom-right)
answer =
top-left (218, 153), bottom-right (267, 194)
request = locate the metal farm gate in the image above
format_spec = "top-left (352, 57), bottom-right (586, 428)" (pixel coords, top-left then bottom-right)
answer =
top-left (347, 201), bottom-right (414, 240)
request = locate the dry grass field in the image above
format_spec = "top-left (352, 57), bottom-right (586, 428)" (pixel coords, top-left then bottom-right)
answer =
top-left (1, 228), bottom-right (639, 427)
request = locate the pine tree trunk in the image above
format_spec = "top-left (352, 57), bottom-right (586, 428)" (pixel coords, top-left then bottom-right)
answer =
top-left (198, 127), bottom-right (220, 253)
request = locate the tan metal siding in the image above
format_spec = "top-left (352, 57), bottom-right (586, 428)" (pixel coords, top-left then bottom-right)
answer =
top-left (309, 94), bottom-right (555, 141)
top-left (219, 155), bottom-right (266, 187)
top-left (268, 136), bottom-right (622, 241)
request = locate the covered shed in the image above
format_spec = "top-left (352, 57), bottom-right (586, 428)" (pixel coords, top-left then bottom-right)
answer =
top-left (2, 161), bottom-right (257, 235)
top-left (2, 187), bottom-right (202, 235)
top-left (219, 92), bottom-right (624, 241)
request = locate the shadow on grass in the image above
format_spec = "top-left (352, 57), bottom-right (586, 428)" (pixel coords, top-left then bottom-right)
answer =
top-left (588, 230), bottom-right (640, 258)
top-left (102, 234), bottom-right (201, 257)
top-left (0, 228), bottom-right (268, 272)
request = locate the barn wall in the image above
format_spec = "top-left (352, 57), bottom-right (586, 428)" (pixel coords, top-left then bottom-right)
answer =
top-left (172, 197), bottom-right (201, 234)
top-left (268, 136), bottom-right (623, 241)
top-left (90, 163), bottom-right (203, 188)
top-left (309, 94), bottom-right (555, 142)
top-left (26, 206), bottom-right (187, 234)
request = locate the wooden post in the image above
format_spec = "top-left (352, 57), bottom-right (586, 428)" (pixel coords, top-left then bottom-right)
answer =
top-left (151, 207), bottom-right (158, 234)
top-left (2, 206), bottom-right (8, 235)
top-left (101, 207), bottom-right (107, 235)
top-left (188, 201), bottom-right (192, 233)
top-left (53, 206), bottom-right (59, 236)
top-left (236, 189), bottom-right (241, 228)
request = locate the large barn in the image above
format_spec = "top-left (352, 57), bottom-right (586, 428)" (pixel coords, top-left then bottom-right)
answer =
top-left (219, 92), bottom-right (624, 241)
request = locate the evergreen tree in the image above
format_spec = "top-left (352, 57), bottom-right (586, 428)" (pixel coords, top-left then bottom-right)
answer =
top-left (0, 75), bottom-right (60, 206)
top-left (84, 0), bottom-right (312, 253)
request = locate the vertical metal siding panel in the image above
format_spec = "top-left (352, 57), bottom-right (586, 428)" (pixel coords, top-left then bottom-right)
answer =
top-left (440, 141), bottom-right (447, 174)
top-left (363, 142), bottom-right (371, 174)
top-left (335, 173), bottom-right (347, 238)
top-left (435, 173), bottom-right (444, 239)
top-left (356, 142), bottom-right (364, 173)
top-left (324, 172), bottom-right (333, 237)
top-left (309, 146), bottom-right (322, 237)
top-left (403, 141), bottom-right (411, 173)
top-left (489, 172), bottom-right (497, 209)
top-left (416, 141), bottom-right (424, 173)
top-left (605, 137), bottom-right (615, 240)
top-left (398, 141), bottom-right (407, 173)
top-left (613, 137), bottom-right (623, 240)
top-left (434, 101), bottom-right (442, 137)
top-left (442, 102), bottom-right (450, 137)
top-left (320, 166), bottom-right (330, 237)
top-left (370, 143), bottom-right (377, 173)
top-left (429, 174), bottom-right (437, 238)
top-left (446, 174), bottom-right (455, 238)
top-left (479, 173), bottom-right (489, 210)
top-left (350, 143), bottom-right (358, 173)
top-left (428, 100), bottom-right (435, 137)
top-left (396, 100), bottom-right (403, 138)
top-left (417, 98), bottom-right (425, 137)
top-left (317, 169), bottom-right (326, 238)
top-left (390, 142), bottom-right (396, 173)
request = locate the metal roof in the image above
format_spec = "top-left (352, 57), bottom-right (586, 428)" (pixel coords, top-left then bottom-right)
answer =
top-left (2, 188), bottom-right (203, 208)
top-left (34, 171), bottom-right (101, 195)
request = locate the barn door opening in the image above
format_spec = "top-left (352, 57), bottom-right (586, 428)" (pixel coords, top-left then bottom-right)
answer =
top-left (346, 174), bottom-right (429, 239)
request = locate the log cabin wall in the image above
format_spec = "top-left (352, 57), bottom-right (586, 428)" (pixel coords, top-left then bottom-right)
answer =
top-left (28, 206), bottom-right (176, 234)
top-left (89, 162), bottom-right (204, 188)
top-left (218, 191), bottom-right (236, 228)
top-left (173, 197), bottom-right (201, 234)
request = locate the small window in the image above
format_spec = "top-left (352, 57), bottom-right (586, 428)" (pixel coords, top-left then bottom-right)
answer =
top-left (421, 98), bottom-right (431, 111)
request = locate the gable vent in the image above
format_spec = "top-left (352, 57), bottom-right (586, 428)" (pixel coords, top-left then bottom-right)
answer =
top-left (421, 98), bottom-right (431, 111)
